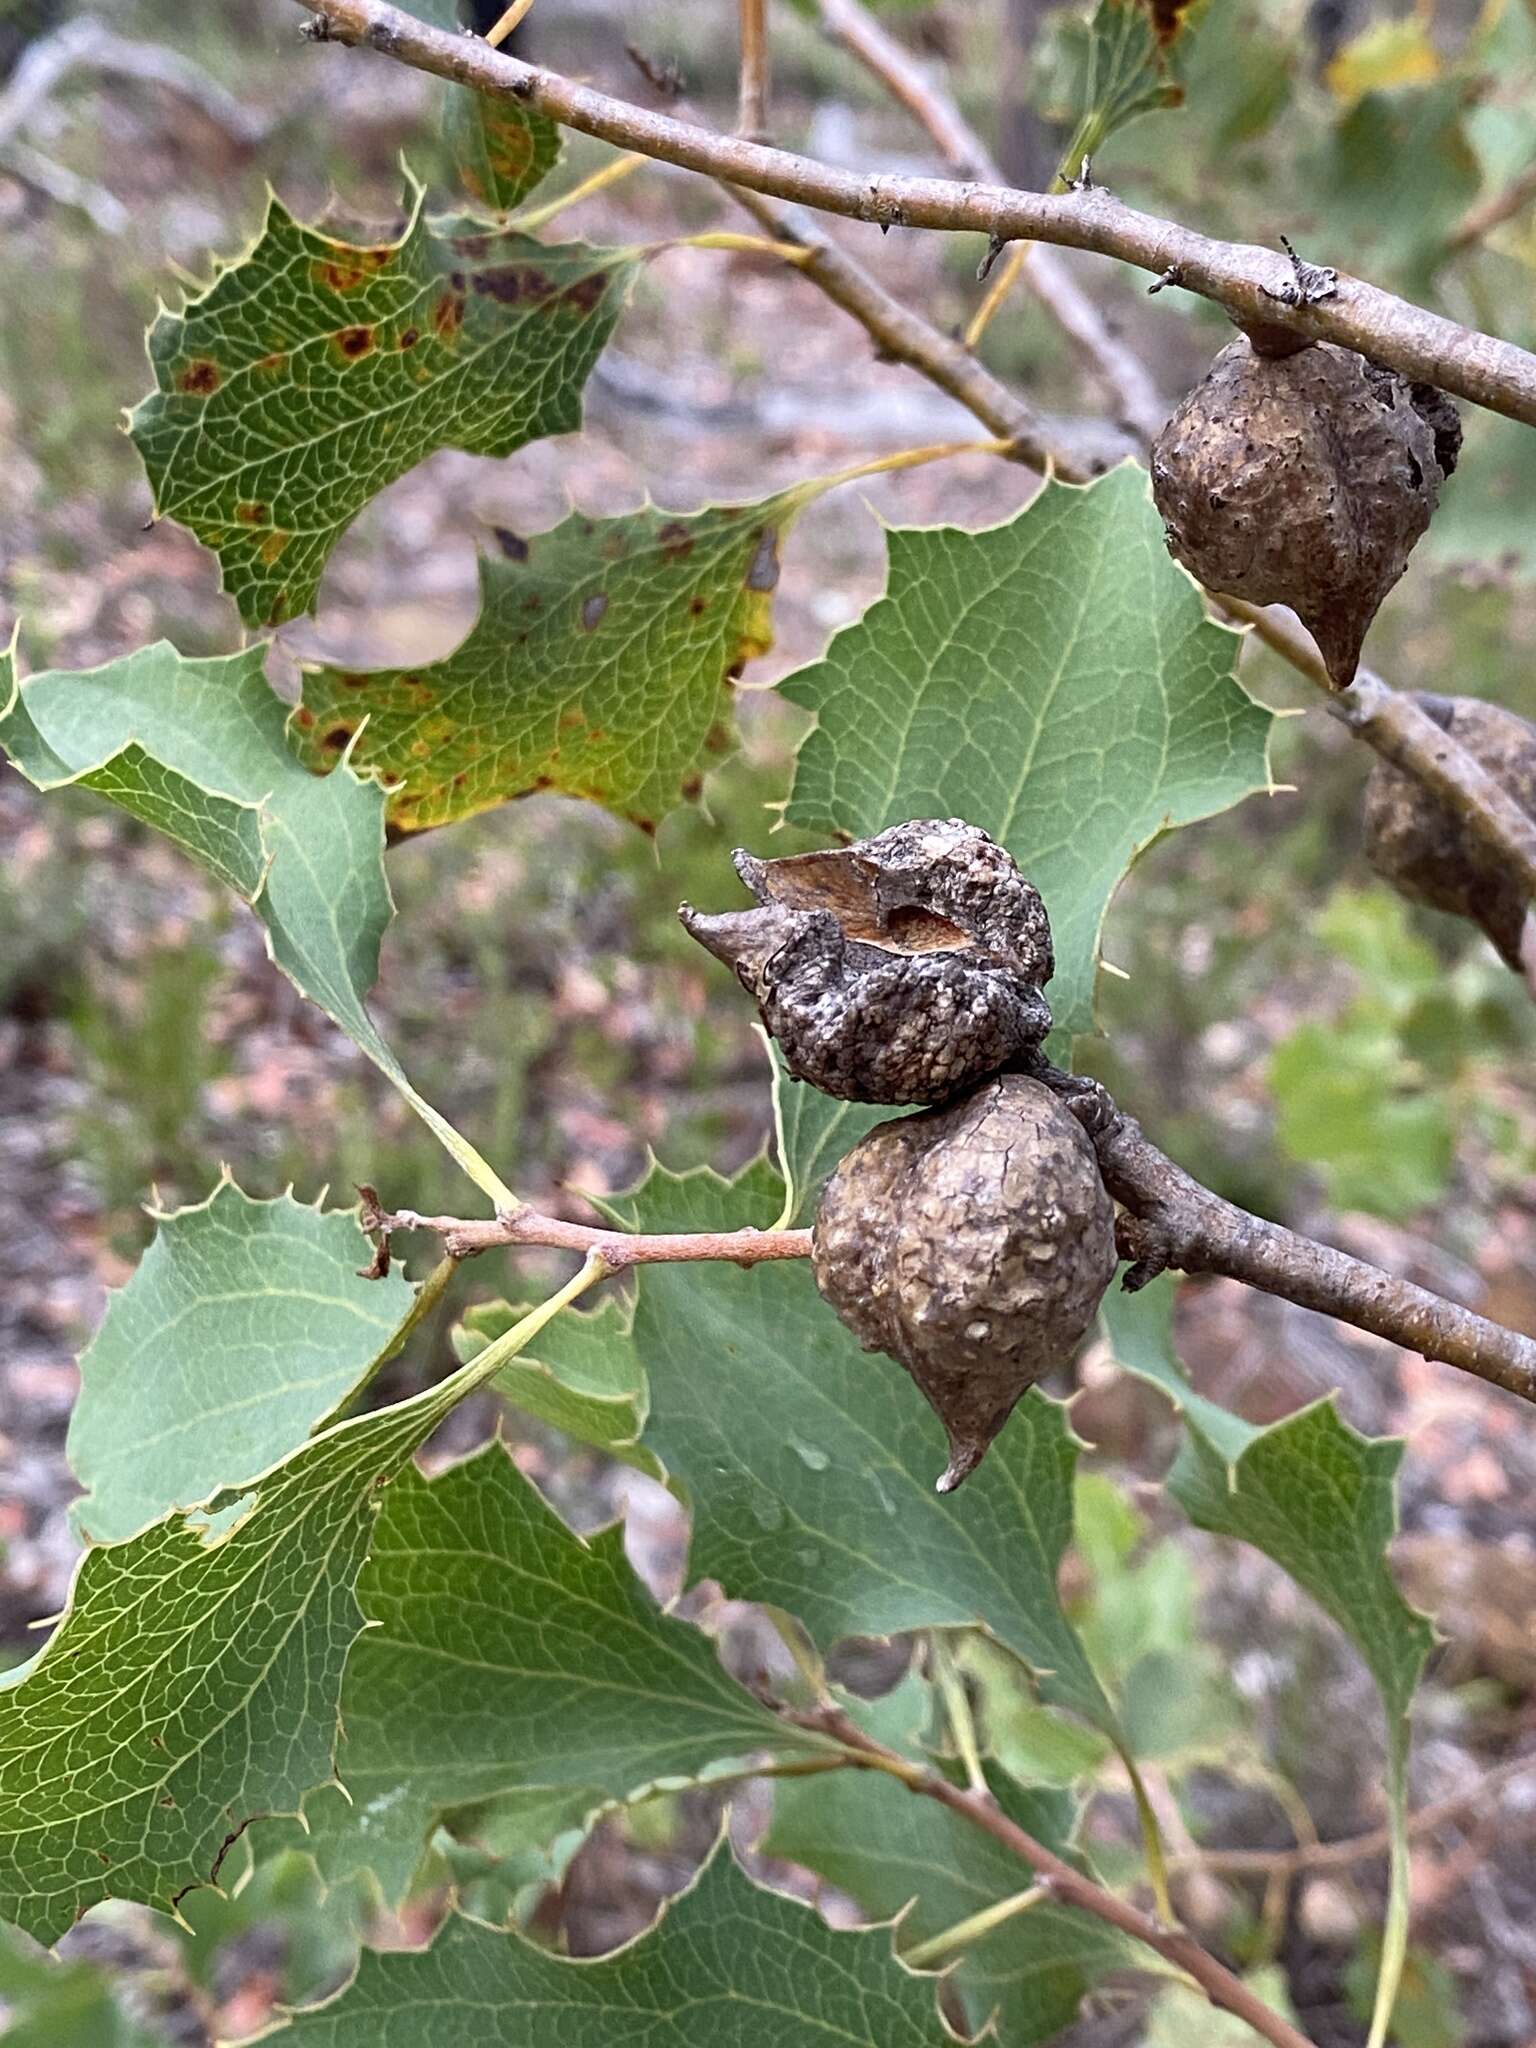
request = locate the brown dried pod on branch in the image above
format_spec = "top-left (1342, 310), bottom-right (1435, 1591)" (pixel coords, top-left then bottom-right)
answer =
top-left (812, 1075), bottom-right (1117, 1491)
top-left (678, 819), bottom-right (1053, 1104)
top-left (1151, 336), bottom-right (1460, 686)
top-left (1363, 692), bottom-right (1536, 972)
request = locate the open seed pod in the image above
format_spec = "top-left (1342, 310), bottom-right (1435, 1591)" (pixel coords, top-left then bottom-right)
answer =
top-left (812, 1074), bottom-right (1117, 1491)
top-left (1151, 337), bottom-right (1460, 686)
top-left (679, 819), bottom-right (1053, 1104)
top-left (1363, 693), bottom-right (1536, 971)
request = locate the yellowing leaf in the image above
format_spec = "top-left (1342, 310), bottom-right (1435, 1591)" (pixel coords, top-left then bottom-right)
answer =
top-left (1326, 19), bottom-right (1441, 105)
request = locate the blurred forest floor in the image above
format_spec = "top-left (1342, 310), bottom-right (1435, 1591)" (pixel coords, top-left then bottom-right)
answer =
top-left (5, 1), bottom-right (1536, 2041)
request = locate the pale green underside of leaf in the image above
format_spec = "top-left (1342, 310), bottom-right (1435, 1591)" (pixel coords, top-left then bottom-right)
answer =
top-left (0, 641), bottom-right (503, 1202)
top-left (608, 1156), bottom-right (1120, 1739)
top-left (453, 1296), bottom-right (660, 1479)
top-left (0, 1362), bottom-right (474, 1941)
top-left (128, 186), bottom-right (634, 626)
top-left (304, 1441), bottom-right (818, 1905)
top-left (278, 1841), bottom-right (949, 2046)
top-left (766, 1677), bottom-right (1129, 2042)
top-left (294, 498), bottom-right (788, 835)
top-left (779, 465), bottom-right (1271, 1036)
top-left (68, 1179), bottom-right (413, 1544)
top-left (1099, 1274), bottom-right (1258, 1466)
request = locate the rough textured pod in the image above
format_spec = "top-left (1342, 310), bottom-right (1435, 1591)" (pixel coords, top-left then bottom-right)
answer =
top-left (678, 819), bottom-right (1053, 1104)
top-left (1363, 693), bottom-right (1536, 972)
top-left (1151, 337), bottom-right (1460, 686)
top-left (812, 1075), bottom-right (1117, 1491)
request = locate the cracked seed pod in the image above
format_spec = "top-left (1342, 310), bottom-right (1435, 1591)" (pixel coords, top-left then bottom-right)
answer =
top-left (812, 1074), bottom-right (1117, 1492)
top-left (1151, 337), bottom-right (1461, 686)
top-left (1363, 693), bottom-right (1536, 971)
top-left (678, 819), bottom-right (1053, 1104)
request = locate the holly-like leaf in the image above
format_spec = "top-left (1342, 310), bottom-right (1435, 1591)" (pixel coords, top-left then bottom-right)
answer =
top-left (128, 188), bottom-right (634, 626)
top-left (1037, 0), bottom-right (1210, 176)
top-left (1170, 1399), bottom-right (1434, 2046)
top-left (67, 1179), bottom-right (415, 1544)
top-left (610, 1159), bottom-right (1120, 1737)
top-left (278, 1841), bottom-right (949, 2046)
top-left (0, 1359), bottom-right (482, 1941)
top-left (395, 0), bottom-right (563, 214)
top-left (1098, 1274), bottom-right (1256, 1465)
top-left (766, 1677), bottom-right (1129, 2042)
top-left (293, 498), bottom-right (790, 836)
top-left (0, 642), bottom-right (506, 1203)
top-left (780, 466), bottom-right (1271, 1036)
top-left (308, 1440), bottom-right (821, 1905)
top-left (453, 1296), bottom-right (660, 1478)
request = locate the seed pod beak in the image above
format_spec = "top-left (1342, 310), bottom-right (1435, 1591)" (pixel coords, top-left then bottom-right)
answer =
top-left (935, 1432), bottom-right (992, 1494)
top-left (678, 902), bottom-right (794, 992)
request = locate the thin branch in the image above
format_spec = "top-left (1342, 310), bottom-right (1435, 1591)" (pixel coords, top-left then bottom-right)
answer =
top-left (1051, 1072), bottom-right (1536, 1405)
top-left (360, 1190), bottom-right (811, 1271)
top-left (813, 0), bottom-right (1166, 440)
top-left (483, 0), bottom-right (537, 50)
top-left (289, 0), bottom-right (1536, 428)
top-left (0, 15), bottom-right (270, 153)
top-left (793, 1702), bottom-right (1317, 2048)
top-left (737, 0), bottom-right (770, 142)
top-left (1171, 1751), bottom-right (1536, 1879)
top-left (1448, 155), bottom-right (1536, 254)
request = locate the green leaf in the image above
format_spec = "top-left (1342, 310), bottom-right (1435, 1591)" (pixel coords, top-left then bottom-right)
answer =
top-left (0, 1358), bottom-right (481, 1940)
top-left (128, 187), bottom-right (634, 626)
top-left (1302, 83), bottom-right (1479, 298)
top-left (0, 1923), bottom-right (162, 2048)
top-left (1268, 1017), bottom-right (1453, 1220)
top-left (67, 1178), bottom-right (415, 1544)
top-left (1146, 1966), bottom-right (1299, 2048)
top-left (611, 1158), bottom-right (1120, 1737)
top-left (453, 1296), bottom-right (660, 1478)
top-left (1038, 0), bottom-right (1210, 176)
top-left (780, 466), bottom-right (1271, 1036)
top-left (770, 1042), bottom-right (906, 1225)
top-left (447, 90), bottom-right (562, 213)
top-left (1170, 1398), bottom-right (1434, 2048)
top-left (765, 1678), bottom-right (1127, 2042)
top-left (278, 1840), bottom-right (950, 2046)
top-left (0, 641), bottom-right (509, 1204)
top-left (1099, 1274), bottom-right (1257, 1465)
top-left (307, 1440), bottom-right (820, 1905)
top-left (293, 497), bottom-right (789, 836)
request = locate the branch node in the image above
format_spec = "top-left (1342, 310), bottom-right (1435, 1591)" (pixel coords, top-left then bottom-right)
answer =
top-left (977, 232), bottom-right (1007, 283)
top-left (1264, 233), bottom-right (1339, 308)
top-left (1147, 263), bottom-right (1182, 295)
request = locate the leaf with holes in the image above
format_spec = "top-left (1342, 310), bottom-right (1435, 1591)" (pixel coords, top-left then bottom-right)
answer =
top-left (129, 186), bottom-right (634, 625)
top-left (302, 1440), bottom-right (822, 1905)
top-left (293, 497), bottom-right (791, 836)
top-left (780, 466), bottom-right (1271, 1037)
top-left (0, 641), bottom-right (504, 1202)
top-left (0, 1357), bottom-right (485, 1941)
top-left (278, 1841), bottom-right (950, 2046)
top-left (608, 1157), bottom-right (1120, 1739)
top-left (68, 1178), bottom-right (415, 1544)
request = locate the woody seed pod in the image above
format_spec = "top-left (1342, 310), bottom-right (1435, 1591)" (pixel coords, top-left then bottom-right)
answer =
top-left (678, 819), bottom-right (1053, 1105)
top-left (1151, 337), bottom-right (1460, 686)
top-left (812, 1075), bottom-right (1117, 1492)
top-left (1363, 693), bottom-right (1536, 971)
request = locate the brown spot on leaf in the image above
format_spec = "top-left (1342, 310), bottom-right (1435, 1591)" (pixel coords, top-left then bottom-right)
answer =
top-left (433, 291), bottom-right (464, 339)
top-left (255, 351), bottom-right (287, 374)
top-left (494, 527), bottom-right (530, 560)
top-left (312, 259), bottom-right (368, 293)
top-left (658, 520), bottom-right (695, 562)
top-left (1144, 0), bottom-right (1197, 41)
top-left (397, 326), bottom-right (421, 350)
top-left (522, 594), bottom-right (543, 613)
top-left (580, 593), bottom-right (609, 630)
top-left (235, 501), bottom-right (267, 524)
top-left (452, 772), bottom-right (467, 787)
top-left (259, 530), bottom-right (291, 564)
top-left (746, 527), bottom-right (781, 592)
top-left (472, 265), bottom-right (555, 306)
top-left (559, 271), bottom-right (609, 315)
top-left (451, 233), bottom-right (493, 258)
top-left (634, 816), bottom-right (657, 838)
top-left (323, 726), bottom-right (352, 751)
top-left (705, 722), bottom-right (733, 753)
top-left (689, 595), bottom-right (708, 615)
top-left (681, 774), bottom-right (704, 801)
top-left (340, 672), bottom-right (370, 690)
top-left (294, 706), bottom-right (315, 730)
top-left (178, 359), bottom-right (221, 395)
top-left (336, 325), bottom-right (375, 359)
